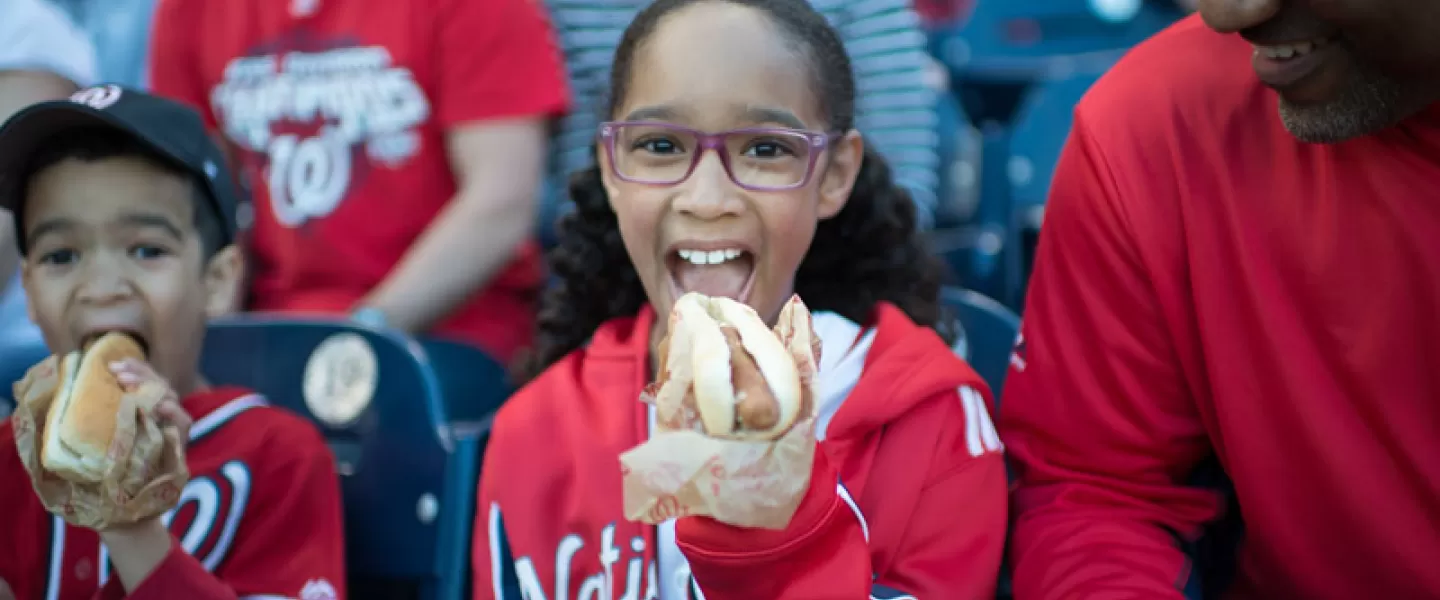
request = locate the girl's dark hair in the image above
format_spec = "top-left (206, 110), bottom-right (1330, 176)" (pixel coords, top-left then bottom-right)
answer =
top-left (521, 0), bottom-right (951, 380)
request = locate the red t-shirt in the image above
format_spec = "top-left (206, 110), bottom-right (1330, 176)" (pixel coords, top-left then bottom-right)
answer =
top-left (148, 0), bottom-right (569, 362)
top-left (1002, 15), bottom-right (1440, 600)
top-left (0, 387), bottom-right (345, 600)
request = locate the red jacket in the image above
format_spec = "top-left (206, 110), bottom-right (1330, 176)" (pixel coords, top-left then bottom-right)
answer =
top-left (472, 303), bottom-right (1007, 599)
top-left (1002, 15), bottom-right (1440, 600)
top-left (0, 387), bottom-right (345, 600)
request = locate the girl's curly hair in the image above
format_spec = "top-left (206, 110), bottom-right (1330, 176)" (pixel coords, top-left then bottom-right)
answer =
top-left (519, 0), bottom-right (952, 381)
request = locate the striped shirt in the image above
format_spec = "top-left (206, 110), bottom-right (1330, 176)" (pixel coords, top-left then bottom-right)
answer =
top-left (544, 0), bottom-right (940, 229)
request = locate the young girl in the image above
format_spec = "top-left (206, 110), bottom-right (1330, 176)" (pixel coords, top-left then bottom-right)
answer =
top-left (472, 0), bottom-right (1006, 598)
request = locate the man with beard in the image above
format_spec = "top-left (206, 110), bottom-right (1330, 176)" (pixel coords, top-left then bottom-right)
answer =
top-left (1000, 0), bottom-right (1440, 598)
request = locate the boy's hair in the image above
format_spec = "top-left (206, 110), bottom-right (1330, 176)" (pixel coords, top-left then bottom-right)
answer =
top-left (16, 126), bottom-right (228, 260)
top-left (522, 0), bottom-right (952, 380)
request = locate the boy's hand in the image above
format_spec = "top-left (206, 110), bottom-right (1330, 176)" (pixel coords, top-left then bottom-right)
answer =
top-left (0, 577), bottom-right (15, 600)
top-left (110, 359), bottom-right (192, 442)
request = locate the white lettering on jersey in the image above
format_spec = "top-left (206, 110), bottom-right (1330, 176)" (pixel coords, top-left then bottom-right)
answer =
top-left (491, 503), bottom-right (661, 600)
top-left (209, 45), bottom-right (430, 227)
top-left (298, 578), bottom-right (339, 600)
top-left (959, 386), bottom-right (1003, 457)
top-left (1009, 330), bottom-right (1027, 372)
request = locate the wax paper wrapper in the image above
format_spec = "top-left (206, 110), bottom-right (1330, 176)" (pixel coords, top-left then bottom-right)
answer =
top-left (10, 356), bottom-right (188, 530)
top-left (621, 295), bottom-right (822, 530)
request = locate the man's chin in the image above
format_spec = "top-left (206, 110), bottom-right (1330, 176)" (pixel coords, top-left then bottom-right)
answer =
top-left (1276, 69), bottom-right (1408, 144)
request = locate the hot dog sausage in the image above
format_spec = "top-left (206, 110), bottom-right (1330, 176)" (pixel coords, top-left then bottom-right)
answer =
top-left (721, 325), bottom-right (780, 431)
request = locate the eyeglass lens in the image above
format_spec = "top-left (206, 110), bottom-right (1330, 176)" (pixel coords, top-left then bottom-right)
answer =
top-left (611, 124), bottom-right (813, 188)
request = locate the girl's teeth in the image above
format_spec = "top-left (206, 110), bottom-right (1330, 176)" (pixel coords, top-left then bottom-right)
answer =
top-left (678, 248), bottom-right (744, 265)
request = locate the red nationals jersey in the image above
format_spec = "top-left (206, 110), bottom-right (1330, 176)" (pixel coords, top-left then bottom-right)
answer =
top-left (473, 304), bottom-right (1008, 600)
top-left (0, 387), bottom-right (345, 600)
top-left (1001, 15), bottom-right (1440, 600)
top-left (147, 0), bottom-right (569, 362)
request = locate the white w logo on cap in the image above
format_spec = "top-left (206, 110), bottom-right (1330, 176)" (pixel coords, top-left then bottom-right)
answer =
top-left (69, 85), bottom-right (123, 110)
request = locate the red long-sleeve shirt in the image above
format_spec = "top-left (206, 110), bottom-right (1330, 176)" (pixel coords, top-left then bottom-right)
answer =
top-left (1002, 15), bottom-right (1440, 600)
top-left (473, 303), bottom-right (1007, 599)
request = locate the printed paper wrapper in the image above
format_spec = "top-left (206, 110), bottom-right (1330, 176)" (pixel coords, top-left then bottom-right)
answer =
top-left (10, 356), bottom-right (188, 530)
top-left (621, 295), bottom-right (820, 530)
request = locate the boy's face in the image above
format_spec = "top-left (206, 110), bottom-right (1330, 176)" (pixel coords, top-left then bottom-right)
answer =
top-left (20, 155), bottom-right (241, 396)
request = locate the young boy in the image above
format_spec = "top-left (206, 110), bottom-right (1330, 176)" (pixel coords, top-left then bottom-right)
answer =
top-left (0, 85), bottom-right (345, 600)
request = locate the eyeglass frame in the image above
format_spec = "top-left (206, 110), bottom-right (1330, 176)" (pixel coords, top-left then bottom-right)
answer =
top-left (598, 121), bottom-right (841, 191)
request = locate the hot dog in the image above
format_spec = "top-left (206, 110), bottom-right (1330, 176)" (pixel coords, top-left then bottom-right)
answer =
top-left (40, 332), bottom-right (146, 483)
top-left (666, 293), bottom-right (811, 441)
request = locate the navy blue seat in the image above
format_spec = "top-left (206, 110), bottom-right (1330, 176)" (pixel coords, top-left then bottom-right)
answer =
top-left (1009, 66), bottom-right (1107, 226)
top-left (935, 0), bottom-right (1180, 81)
top-left (927, 0), bottom-right (1180, 308)
top-left (0, 339), bottom-right (49, 419)
top-left (934, 88), bottom-right (985, 230)
top-left (942, 287), bottom-right (1019, 398)
top-left (1006, 63), bottom-right (1112, 295)
top-left (201, 317), bottom-right (503, 600)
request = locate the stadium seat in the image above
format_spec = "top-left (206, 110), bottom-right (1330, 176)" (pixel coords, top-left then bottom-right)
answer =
top-left (1007, 63), bottom-right (1112, 294)
top-left (201, 317), bottom-right (502, 600)
top-left (941, 287), bottom-right (1019, 398)
top-left (935, 0), bottom-right (1180, 80)
top-left (0, 338), bottom-right (49, 419)
top-left (934, 82), bottom-right (985, 229)
top-left (1009, 66), bottom-right (1108, 224)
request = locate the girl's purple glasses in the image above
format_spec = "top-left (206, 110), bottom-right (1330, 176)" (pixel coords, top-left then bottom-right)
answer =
top-left (599, 121), bottom-right (838, 191)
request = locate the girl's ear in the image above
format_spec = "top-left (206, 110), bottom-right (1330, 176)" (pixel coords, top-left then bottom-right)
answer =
top-left (598, 144), bottom-right (621, 212)
top-left (817, 130), bottom-right (863, 220)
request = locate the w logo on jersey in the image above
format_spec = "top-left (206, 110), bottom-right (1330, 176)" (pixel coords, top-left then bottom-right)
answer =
top-left (164, 460), bottom-right (254, 569)
top-left (91, 460), bottom-right (254, 585)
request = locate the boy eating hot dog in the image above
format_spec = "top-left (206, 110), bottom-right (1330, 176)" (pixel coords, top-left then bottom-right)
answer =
top-left (0, 85), bottom-right (345, 600)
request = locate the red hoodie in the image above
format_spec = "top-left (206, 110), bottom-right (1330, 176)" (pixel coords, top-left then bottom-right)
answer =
top-left (1002, 15), bottom-right (1440, 600)
top-left (472, 303), bottom-right (1007, 600)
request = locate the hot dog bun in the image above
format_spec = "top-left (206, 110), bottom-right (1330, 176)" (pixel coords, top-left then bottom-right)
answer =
top-left (671, 293), bottom-right (807, 440)
top-left (41, 333), bottom-right (145, 483)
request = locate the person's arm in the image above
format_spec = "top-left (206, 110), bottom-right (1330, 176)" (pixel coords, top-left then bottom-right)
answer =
top-left (837, 0), bottom-right (940, 229)
top-left (677, 386), bottom-right (1008, 599)
top-left (0, 0), bottom-right (98, 291)
top-left (97, 377), bottom-right (345, 598)
top-left (97, 444), bottom-right (345, 600)
top-left (355, 0), bottom-right (567, 333)
top-left (0, 70), bottom-right (83, 292)
top-left (359, 119), bottom-right (548, 333)
top-left (1000, 113), bottom-right (1221, 599)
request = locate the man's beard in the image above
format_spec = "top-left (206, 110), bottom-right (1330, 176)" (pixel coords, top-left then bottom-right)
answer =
top-left (1277, 64), bottom-right (1413, 144)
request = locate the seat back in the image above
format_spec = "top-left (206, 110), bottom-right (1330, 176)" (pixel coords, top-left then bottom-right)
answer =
top-left (933, 93), bottom-right (985, 229)
top-left (1008, 66), bottom-right (1110, 219)
top-left (941, 287), bottom-right (1020, 397)
top-left (1, 340), bottom-right (49, 419)
top-left (201, 317), bottom-right (483, 600)
top-left (942, 0), bottom-right (1179, 71)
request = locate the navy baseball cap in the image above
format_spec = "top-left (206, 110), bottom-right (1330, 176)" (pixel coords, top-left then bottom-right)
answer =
top-left (0, 84), bottom-right (241, 251)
